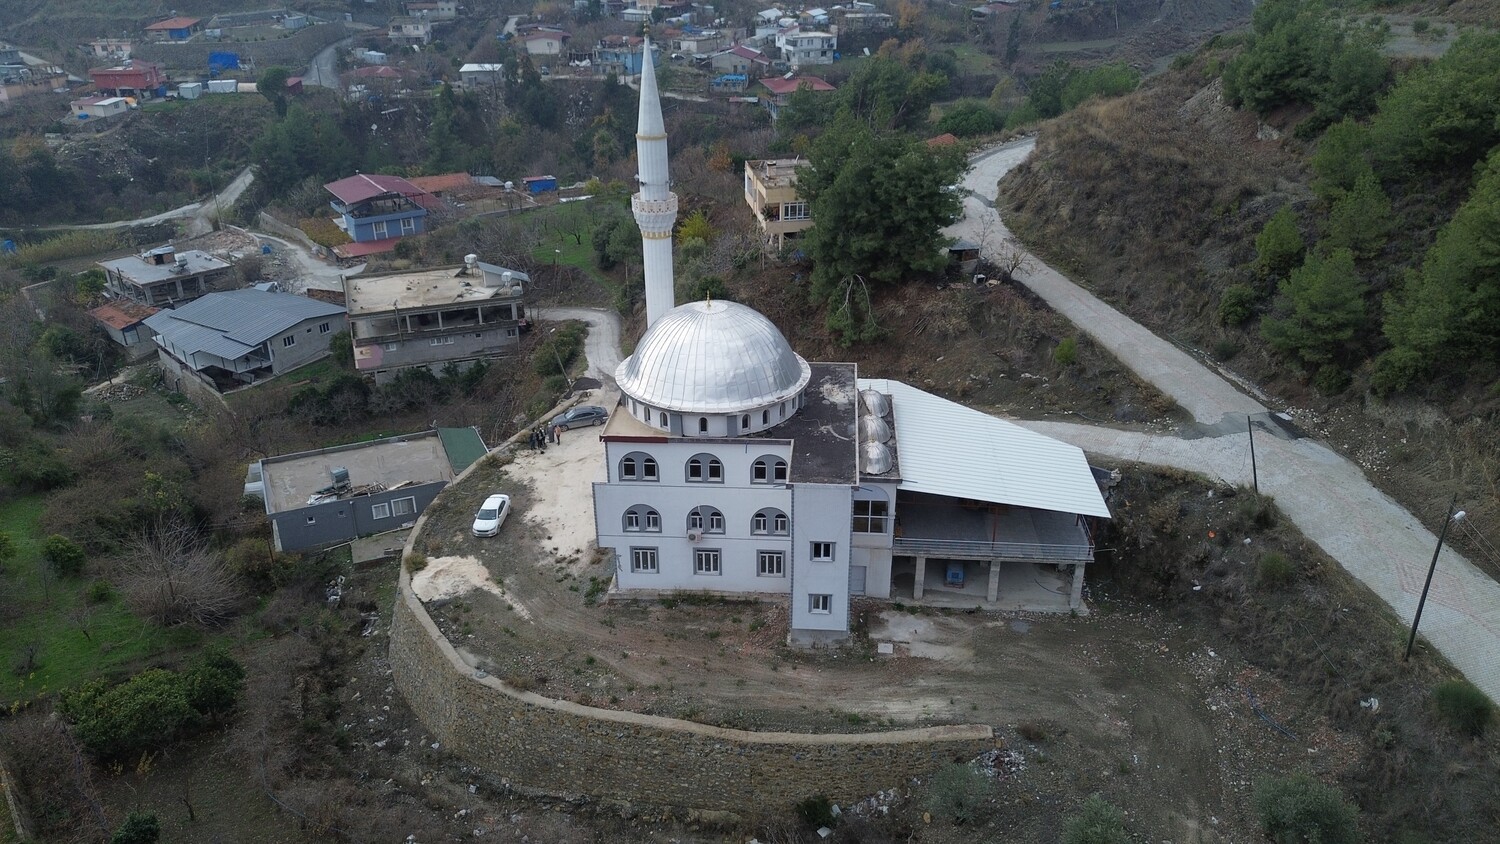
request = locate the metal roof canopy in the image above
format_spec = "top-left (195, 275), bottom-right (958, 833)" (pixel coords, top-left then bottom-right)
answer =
top-left (144, 289), bottom-right (345, 360)
top-left (324, 173), bottom-right (430, 206)
top-left (857, 378), bottom-right (1111, 519)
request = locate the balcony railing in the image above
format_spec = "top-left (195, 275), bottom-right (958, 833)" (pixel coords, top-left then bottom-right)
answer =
top-left (892, 536), bottom-right (1093, 562)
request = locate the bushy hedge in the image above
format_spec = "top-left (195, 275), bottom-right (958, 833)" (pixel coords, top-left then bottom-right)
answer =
top-left (1253, 773), bottom-right (1360, 844)
top-left (58, 650), bottom-right (246, 759)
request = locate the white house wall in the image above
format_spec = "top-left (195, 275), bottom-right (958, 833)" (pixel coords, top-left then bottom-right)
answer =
top-left (789, 483), bottom-right (853, 641)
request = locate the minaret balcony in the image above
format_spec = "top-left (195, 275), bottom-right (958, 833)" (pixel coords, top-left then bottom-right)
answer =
top-left (632, 193), bottom-right (679, 232)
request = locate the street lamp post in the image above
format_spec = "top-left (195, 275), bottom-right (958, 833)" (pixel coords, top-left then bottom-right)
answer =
top-left (1404, 495), bottom-right (1467, 662)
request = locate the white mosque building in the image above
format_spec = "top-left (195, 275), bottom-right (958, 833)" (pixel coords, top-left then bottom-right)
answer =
top-left (591, 43), bottom-right (1111, 645)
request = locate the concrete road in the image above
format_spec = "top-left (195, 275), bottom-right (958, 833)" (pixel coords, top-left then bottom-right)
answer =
top-left (303, 35), bottom-right (354, 90)
top-left (533, 306), bottom-right (623, 385)
top-left (245, 230), bottom-right (364, 292)
top-left (956, 138), bottom-right (1500, 701)
top-left (32, 167), bottom-right (255, 233)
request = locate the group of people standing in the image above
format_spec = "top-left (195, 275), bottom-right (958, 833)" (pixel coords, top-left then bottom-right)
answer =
top-left (528, 425), bottom-right (561, 451)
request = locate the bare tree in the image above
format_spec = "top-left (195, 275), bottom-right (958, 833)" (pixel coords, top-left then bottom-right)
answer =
top-left (996, 238), bottom-right (1033, 283)
top-left (117, 518), bottom-right (244, 627)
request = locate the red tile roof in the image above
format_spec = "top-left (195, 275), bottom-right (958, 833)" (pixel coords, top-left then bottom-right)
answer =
top-left (145, 16), bottom-right (201, 30)
top-left (727, 45), bottom-right (770, 62)
top-left (759, 75), bottom-right (835, 95)
top-left (324, 173), bottom-right (430, 205)
top-left (90, 300), bottom-right (159, 330)
top-left (926, 132), bottom-right (959, 148)
top-left (332, 238), bottom-right (404, 259)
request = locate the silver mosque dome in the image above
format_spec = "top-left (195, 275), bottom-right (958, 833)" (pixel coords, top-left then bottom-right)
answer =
top-left (615, 299), bottom-right (812, 413)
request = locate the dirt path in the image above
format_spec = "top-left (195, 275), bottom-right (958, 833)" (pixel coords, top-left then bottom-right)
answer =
top-left (955, 139), bottom-right (1500, 703)
top-left (31, 167), bottom-right (255, 233)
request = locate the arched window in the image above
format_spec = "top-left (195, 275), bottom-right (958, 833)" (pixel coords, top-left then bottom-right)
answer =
top-left (752, 456), bottom-right (788, 484)
top-left (752, 508), bottom-right (790, 535)
top-left (762, 409), bottom-right (770, 425)
top-left (623, 505), bottom-right (661, 532)
top-left (686, 454), bottom-right (724, 483)
top-left (660, 411), bottom-right (668, 427)
top-left (698, 417), bottom-right (709, 433)
top-left (687, 505), bottom-right (725, 534)
top-left (619, 452), bottom-right (659, 481)
top-left (741, 414), bottom-right (750, 430)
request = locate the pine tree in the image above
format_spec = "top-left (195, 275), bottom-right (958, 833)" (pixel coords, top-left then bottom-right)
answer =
top-left (1323, 168), bottom-right (1392, 258)
top-left (1262, 248), bottom-right (1369, 368)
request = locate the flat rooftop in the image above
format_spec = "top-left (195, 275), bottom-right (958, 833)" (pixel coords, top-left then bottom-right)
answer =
top-left (100, 250), bottom-right (229, 285)
top-left (746, 158), bottom-right (806, 189)
top-left (261, 431), bottom-right (456, 513)
top-left (346, 267), bottom-right (523, 315)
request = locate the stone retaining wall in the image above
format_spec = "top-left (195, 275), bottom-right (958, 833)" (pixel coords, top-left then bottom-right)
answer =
top-left (389, 446), bottom-right (995, 813)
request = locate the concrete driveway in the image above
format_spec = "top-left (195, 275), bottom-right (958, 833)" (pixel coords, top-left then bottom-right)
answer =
top-left (956, 139), bottom-right (1500, 702)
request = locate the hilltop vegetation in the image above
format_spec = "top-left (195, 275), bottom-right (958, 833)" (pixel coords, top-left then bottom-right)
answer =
top-left (999, 0), bottom-right (1500, 573)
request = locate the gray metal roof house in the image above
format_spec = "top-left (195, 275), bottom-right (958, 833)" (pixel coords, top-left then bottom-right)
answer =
top-left (247, 428), bottom-right (487, 552)
top-left (144, 288), bottom-right (347, 394)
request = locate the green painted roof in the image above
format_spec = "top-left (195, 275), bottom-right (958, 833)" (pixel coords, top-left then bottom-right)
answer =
top-left (437, 427), bottom-right (487, 474)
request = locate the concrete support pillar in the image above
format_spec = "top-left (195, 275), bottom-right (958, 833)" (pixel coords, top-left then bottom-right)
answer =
top-left (987, 561), bottom-right (1000, 603)
top-left (913, 556), bottom-right (926, 599)
top-left (1069, 564), bottom-right (1086, 609)
top-left (174, 278), bottom-right (185, 299)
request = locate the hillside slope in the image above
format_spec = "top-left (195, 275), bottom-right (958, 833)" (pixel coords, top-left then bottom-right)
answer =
top-left (997, 54), bottom-right (1500, 583)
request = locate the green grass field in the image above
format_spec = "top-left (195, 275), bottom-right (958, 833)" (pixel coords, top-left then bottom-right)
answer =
top-left (0, 497), bottom-right (201, 709)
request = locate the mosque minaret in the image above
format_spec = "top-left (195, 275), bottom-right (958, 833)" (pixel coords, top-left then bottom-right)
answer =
top-left (630, 37), bottom-right (679, 327)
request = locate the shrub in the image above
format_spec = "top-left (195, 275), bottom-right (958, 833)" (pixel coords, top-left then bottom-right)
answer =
top-left (43, 534), bottom-right (86, 577)
top-left (1253, 773), bottom-right (1360, 844)
top-left (298, 216), bottom-right (352, 248)
top-left (1255, 207), bottom-right (1305, 280)
top-left (1257, 552), bottom-right (1295, 587)
top-left (58, 652), bottom-right (245, 759)
top-left (111, 811), bottom-right (161, 844)
top-left (1064, 795), bottom-right (1129, 844)
top-left (1432, 680), bottom-right (1495, 737)
top-left (404, 553), bottom-right (428, 573)
top-left (923, 763), bottom-right (990, 825)
top-left (1054, 336), bottom-right (1079, 367)
top-left (86, 578), bottom-right (114, 603)
top-left (0, 530), bottom-right (14, 573)
top-left (1313, 364), bottom-right (1351, 396)
top-left (794, 794), bottom-right (836, 829)
top-left (1219, 283), bottom-right (1262, 326)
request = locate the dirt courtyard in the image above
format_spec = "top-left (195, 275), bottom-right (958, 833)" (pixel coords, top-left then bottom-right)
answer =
top-left (405, 439), bottom-right (1360, 843)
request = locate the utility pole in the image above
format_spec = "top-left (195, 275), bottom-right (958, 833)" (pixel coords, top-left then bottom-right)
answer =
top-left (1404, 495), bottom-right (1466, 662)
top-left (1247, 415), bottom-right (1258, 495)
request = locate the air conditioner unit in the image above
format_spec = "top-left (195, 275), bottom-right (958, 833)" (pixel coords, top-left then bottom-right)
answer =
top-left (686, 528), bottom-right (703, 542)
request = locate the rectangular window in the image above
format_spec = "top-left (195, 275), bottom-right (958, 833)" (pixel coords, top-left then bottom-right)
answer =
top-left (809, 593), bottom-right (831, 614)
top-left (694, 549), bottom-right (721, 575)
top-left (429, 336), bottom-right (456, 346)
top-left (852, 500), bottom-right (890, 534)
top-left (372, 220), bottom-right (388, 239)
top-left (305, 516), bottom-right (316, 525)
top-left (391, 496), bottom-right (416, 517)
top-left (281, 335), bottom-right (296, 348)
top-left (400, 216), bottom-right (416, 235)
top-left (319, 322), bottom-right (331, 334)
top-left (625, 511), bottom-right (640, 531)
top-left (782, 201), bottom-right (809, 220)
top-left (811, 541), bottom-right (834, 562)
top-left (371, 502), bottom-right (392, 520)
top-left (757, 551), bottom-right (785, 577)
top-left (384, 342), bottom-right (399, 351)
top-left (645, 511), bottom-right (661, 531)
top-left (631, 547), bottom-right (658, 573)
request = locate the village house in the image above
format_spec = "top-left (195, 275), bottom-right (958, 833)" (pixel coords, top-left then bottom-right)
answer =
top-left (143, 16), bottom-right (203, 42)
top-left (144, 288), bottom-right (347, 395)
top-left (743, 158), bottom-right (813, 250)
top-left (85, 39), bottom-right (132, 61)
top-left (403, 0), bottom-right (458, 20)
top-left (459, 63), bottom-right (504, 87)
top-left (519, 29), bottom-right (570, 58)
top-left (758, 74), bottom-right (835, 120)
top-left (342, 257), bottom-right (529, 385)
top-left (88, 60), bottom-right (166, 97)
top-left (672, 28), bottom-right (726, 55)
top-left (324, 173), bottom-right (434, 258)
top-left (88, 300), bottom-right (160, 360)
top-left (592, 35), bottom-right (660, 77)
top-left (99, 244), bottom-right (232, 308)
top-left (0, 49), bottom-right (67, 104)
top-left (707, 44), bottom-right (771, 77)
top-left (248, 428), bottom-right (486, 552)
top-left (387, 17), bottom-right (434, 46)
top-left (777, 28), bottom-right (837, 68)
top-left (69, 95), bottom-right (130, 121)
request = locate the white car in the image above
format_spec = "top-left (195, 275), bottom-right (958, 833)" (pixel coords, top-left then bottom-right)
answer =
top-left (471, 493), bottom-right (511, 537)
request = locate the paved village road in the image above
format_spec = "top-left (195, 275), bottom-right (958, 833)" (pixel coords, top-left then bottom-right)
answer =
top-left (951, 139), bottom-right (1500, 702)
top-left (533, 307), bottom-right (623, 385)
top-left (31, 167), bottom-right (256, 233)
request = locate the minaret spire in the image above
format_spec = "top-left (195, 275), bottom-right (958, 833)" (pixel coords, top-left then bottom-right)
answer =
top-left (631, 37), bottom-right (678, 327)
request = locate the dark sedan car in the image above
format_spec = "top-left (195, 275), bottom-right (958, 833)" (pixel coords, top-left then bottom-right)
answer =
top-left (550, 405), bottom-right (609, 430)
